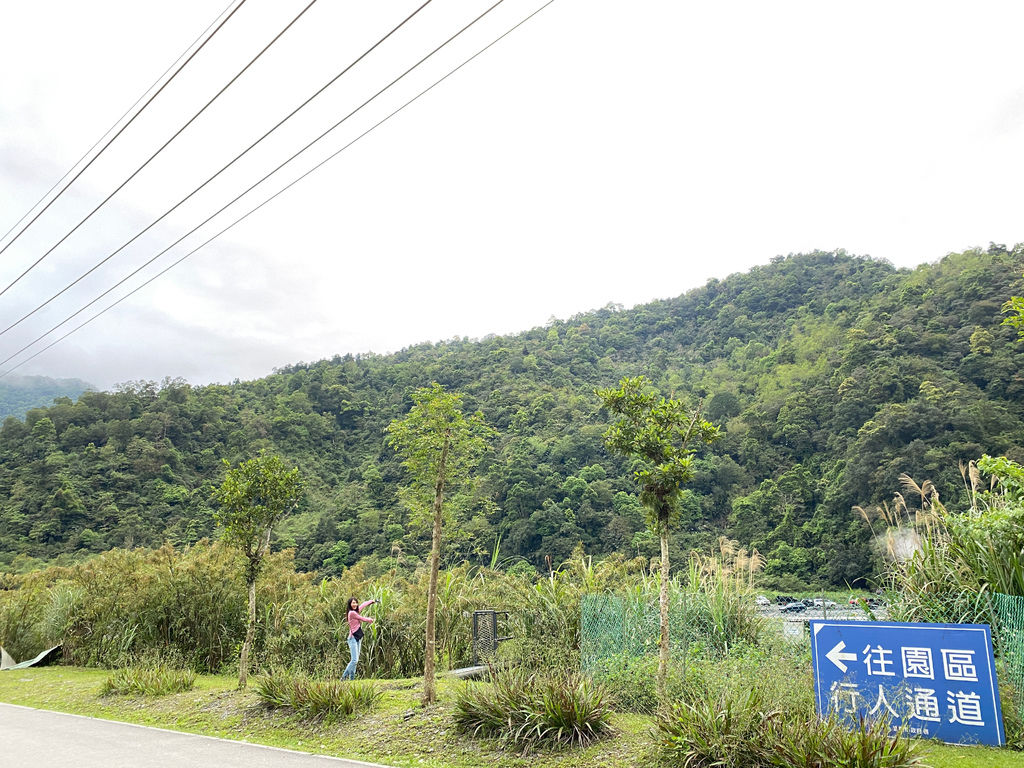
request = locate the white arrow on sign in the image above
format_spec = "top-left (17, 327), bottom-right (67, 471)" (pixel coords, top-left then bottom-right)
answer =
top-left (825, 641), bottom-right (858, 673)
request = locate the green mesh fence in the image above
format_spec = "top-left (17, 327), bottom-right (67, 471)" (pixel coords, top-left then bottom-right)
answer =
top-left (580, 593), bottom-right (668, 672)
top-left (994, 593), bottom-right (1024, 714)
top-left (580, 592), bottom-right (751, 672)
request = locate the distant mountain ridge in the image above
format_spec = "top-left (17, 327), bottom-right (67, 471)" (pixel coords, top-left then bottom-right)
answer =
top-left (0, 247), bottom-right (1022, 587)
top-left (0, 375), bottom-right (94, 421)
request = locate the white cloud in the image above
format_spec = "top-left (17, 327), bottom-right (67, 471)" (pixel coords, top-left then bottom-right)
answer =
top-left (2, 0), bottom-right (1023, 389)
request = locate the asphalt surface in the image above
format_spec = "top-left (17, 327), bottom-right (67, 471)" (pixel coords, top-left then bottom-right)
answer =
top-left (0, 702), bottom-right (395, 768)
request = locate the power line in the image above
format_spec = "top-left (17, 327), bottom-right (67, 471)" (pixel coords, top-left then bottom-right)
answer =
top-left (0, 0), bottom-right (559, 379)
top-left (0, 0), bottom-right (250, 265)
top-left (0, 0), bottom-right (317, 299)
top-left (0, 0), bottom-right (434, 336)
top-left (0, 0), bottom-right (243, 250)
top-left (0, 0), bottom-right (502, 359)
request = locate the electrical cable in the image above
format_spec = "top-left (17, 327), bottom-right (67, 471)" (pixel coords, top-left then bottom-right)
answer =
top-left (0, 0), bottom-right (503, 361)
top-left (0, 0), bottom-right (244, 251)
top-left (0, 0), bottom-right (319, 299)
top-left (0, 0), bottom-right (433, 335)
top-left (0, 0), bottom-right (558, 378)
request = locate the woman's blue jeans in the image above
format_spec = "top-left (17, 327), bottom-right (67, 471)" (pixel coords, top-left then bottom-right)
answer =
top-left (342, 635), bottom-right (361, 680)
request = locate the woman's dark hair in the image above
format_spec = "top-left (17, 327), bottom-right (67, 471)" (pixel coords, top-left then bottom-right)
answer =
top-left (348, 597), bottom-right (359, 612)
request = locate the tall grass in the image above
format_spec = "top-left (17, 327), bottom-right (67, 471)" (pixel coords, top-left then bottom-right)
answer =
top-left (0, 574), bottom-right (51, 661)
top-left (0, 537), bottom-right (762, 684)
top-left (870, 464), bottom-right (1024, 624)
top-left (0, 540), bottom-right (608, 676)
top-left (682, 538), bottom-right (765, 654)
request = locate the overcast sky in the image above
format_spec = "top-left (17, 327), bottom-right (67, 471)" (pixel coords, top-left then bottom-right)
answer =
top-left (1, 0), bottom-right (1023, 390)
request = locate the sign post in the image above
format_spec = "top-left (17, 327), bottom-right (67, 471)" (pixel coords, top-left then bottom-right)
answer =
top-left (809, 620), bottom-right (1004, 746)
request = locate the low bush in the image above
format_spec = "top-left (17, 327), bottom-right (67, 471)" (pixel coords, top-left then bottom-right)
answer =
top-left (656, 694), bottom-right (924, 768)
top-left (99, 665), bottom-right (196, 696)
top-left (254, 670), bottom-right (381, 723)
top-left (769, 715), bottom-right (924, 768)
top-left (587, 654), bottom-right (660, 714)
top-left (656, 688), bottom-right (777, 768)
top-left (453, 669), bottom-right (614, 751)
top-left (680, 640), bottom-right (815, 717)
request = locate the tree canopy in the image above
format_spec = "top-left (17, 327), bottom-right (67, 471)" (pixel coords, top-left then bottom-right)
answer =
top-left (1, 247), bottom-right (1022, 588)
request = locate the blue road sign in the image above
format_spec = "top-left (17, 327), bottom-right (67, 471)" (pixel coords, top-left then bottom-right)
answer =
top-left (809, 620), bottom-right (1003, 746)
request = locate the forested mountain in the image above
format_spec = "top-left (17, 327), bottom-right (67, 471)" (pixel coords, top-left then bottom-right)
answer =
top-left (0, 375), bottom-right (93, 421)
top-left (1, 247), bottom-right (1022, 587)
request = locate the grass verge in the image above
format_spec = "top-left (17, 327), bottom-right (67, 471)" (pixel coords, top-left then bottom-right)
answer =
top-left (0, 667), bottom-right (651, 768)
top-left (0, 667), bottom-right (1021, 768)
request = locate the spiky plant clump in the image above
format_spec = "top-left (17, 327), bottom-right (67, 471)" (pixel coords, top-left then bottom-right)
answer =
top-left (254, 669), bottom-right (381, 723)
top-left (655, 688), bottom-right (778, 768)
top-left (768, 714), bottom-right (924, 768)
top-left (453, 669), bottom-right (614, 752)
top-left (99, 665), bottom-right (196, 696)
top-left (656, 694), bottom-right (924, 768)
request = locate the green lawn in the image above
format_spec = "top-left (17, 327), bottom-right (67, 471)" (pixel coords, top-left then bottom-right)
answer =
top-left (0, 666), bottom-right (1020, 768)
top-left (0, 667), bottom-right (653, 768)
top-left (926, 743), bottom-right (1024, 768)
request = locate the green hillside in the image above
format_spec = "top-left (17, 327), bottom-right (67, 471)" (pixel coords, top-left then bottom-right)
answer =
top-left (1, 247), bottom-right (1022, 587)
top-left (0, 375), bottom-right (93, 421)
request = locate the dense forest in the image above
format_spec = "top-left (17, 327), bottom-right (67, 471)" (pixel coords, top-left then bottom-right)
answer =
top-left (0, 375), bottom-right (93, 421)
top-left (1, 247), bottom-right (1022, 588)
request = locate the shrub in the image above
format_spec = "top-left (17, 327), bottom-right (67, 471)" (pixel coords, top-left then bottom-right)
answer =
top-left (588, 654), bottom-right (660, 713)
top-left (254, 670), bottom-right (381, 723)
top-left (99, 665), bottom-right (196, 696)
top-left (0, 576), bottom-right (52, 662)
top-left (769, 715), bottom-right (924, 768)
top-left (656, 688), bottom-right (778, 768)
top-left (454, 670), bottom-right (614, 751)
top-left (679, 640), bottom-right (815, 719)
top-left (657, 696), bottom-right (923, 768)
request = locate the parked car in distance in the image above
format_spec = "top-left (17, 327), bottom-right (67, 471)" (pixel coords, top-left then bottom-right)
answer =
top-left (780, 602), bottom-right (807, 613)
top-left (775, 595), bottom-right (798, 605)
top-left (755, 595), bottom-right (771, 606)
top-left (849, 596), bottom-right (885, 609)
top-left (810, 598), bottom-right (838, 608)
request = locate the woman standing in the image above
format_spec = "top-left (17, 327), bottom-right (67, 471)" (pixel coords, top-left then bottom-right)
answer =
top-left (342, 597), bottom-right (377, 680)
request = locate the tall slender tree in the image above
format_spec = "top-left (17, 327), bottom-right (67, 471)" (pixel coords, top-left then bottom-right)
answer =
top-left (597, 376), bottom-right (719, 700)
top-left (212, 452), bottom-right (302, 689)
top-left (387, 383), bottom-right (493, 705)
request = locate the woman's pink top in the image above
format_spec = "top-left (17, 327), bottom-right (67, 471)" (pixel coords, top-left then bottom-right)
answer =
top-left (348, 600), bottom-right (375, 635)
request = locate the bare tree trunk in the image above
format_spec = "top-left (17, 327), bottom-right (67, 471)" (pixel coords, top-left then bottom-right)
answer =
top-left (658, 512), bottom-right (670, 703)
top-left (239, 530), bottom-right (270, 690)
top-left (240, 576), bottom-right (256, 689)
top-left (423, 432), bottom-right (450, 706)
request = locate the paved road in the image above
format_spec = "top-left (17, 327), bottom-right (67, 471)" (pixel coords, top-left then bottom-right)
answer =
top-left (0, 703), bottom-right (394, 768)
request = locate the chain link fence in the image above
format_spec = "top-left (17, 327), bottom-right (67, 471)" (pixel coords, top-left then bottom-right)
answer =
top-left (580, 593), bottom-right (667, 672)
top-left (993, 593), bottom-right (1024, 710)
top-left (580, 590), bottom-right (761, 672)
